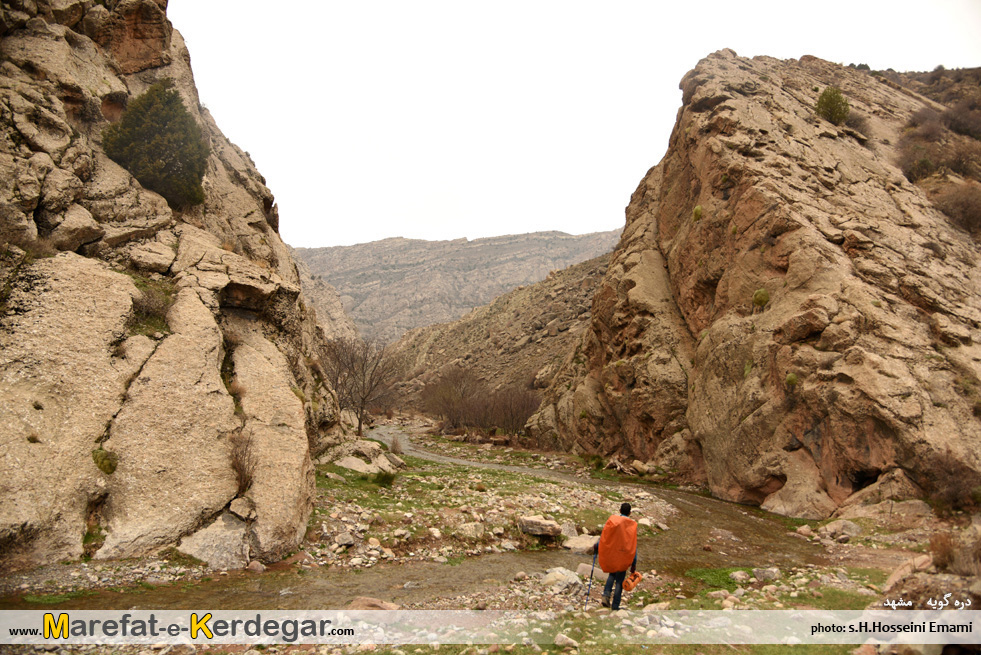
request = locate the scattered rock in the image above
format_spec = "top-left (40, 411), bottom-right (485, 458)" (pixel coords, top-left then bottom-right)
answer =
top-left (518, 515), bottom-right (561, 537)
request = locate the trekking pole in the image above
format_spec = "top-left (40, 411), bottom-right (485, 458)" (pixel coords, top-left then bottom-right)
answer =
top-left (584, 550), bottom-right (597, 611)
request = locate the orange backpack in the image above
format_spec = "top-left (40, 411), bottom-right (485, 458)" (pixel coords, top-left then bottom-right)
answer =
top-left (597, 514), bottom-right (637, 573)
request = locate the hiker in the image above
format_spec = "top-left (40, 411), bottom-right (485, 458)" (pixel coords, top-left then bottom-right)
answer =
top-left (593, 502), bottom-right (637, 610)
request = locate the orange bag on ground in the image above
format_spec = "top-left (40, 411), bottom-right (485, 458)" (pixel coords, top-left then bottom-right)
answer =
top-left (623, 571), bottom-right (643, 591)
top-left (597, 514), bottom-right (637, 573)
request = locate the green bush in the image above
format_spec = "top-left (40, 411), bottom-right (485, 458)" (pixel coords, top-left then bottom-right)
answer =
top-left (103, 79), bottom-right (209, 209)
top-left (815, 86), bottom-right (850, 126)
top-left (752, 288), bottom-right (769, 309)
top-left (92, 448), bottom-right (118, 475)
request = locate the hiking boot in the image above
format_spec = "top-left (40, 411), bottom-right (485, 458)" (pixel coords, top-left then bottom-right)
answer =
top-left (601, 595), bottom-right (611, 608)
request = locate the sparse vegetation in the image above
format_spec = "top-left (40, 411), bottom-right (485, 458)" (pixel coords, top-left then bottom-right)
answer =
top-left (320, 337), bottom-right (406, 436)
top-left (421, 366), bottom-right (540, 435)
top-left (124, 273), bottom-right (176, 336)
top-left (692, 205), bottom-right (702, 221)
top-left (229, 430), bottom-right (257, 495)
top-left (815, 86), bottom-right (849, 125)
top-left (752, 288), bottom-right (769, 309)
top-left (934, 184), bottom-right (981, 234)
top-left (102, 79), bottom-right (209, 209)
top-left (371, 471), bottom-right (397, 487)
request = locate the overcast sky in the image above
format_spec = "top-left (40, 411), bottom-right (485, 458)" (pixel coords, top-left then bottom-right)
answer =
top-left (167, 1), bottom-right (981, 248)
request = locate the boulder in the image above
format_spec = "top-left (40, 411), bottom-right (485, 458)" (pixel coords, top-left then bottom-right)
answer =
top-left (456, 522), bottom-right (484, 540)
top-left (543, 567), bottom-right (582, 593)
top-left (563, 535), bottom-right (599, 554)
top-left (576, 561), bottom-right (606, 581)
top-left (818, 519), bottom-right (863, 540)
top-left (129, 241), bottom-right (177, 274)
top-left (560, 521), bottom-right (578, 539)
top-left (883, 555), bottom-right (934, 593)
top-left (229, 497), bottom-right (256, 521)
top-left (334, 456), bottom-right (380, 475)
top-left (177, 512), bottom-right (249, 570)
top-left (49, 204), bottom-right (103, 251)
top-left (518, 515), bottom-right (562, 537)
top-left (371, 454), bottom-right (398, 474)
top-left (752, 567), bottom-right (781, 581)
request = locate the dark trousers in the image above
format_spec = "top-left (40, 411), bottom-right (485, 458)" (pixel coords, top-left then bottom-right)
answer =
top-left (603, 569), bottom-right (627, 610)
top-left (602, 553), bottom-right (637, 611)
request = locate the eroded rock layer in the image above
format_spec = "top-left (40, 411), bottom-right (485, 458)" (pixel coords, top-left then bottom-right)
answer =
top-left (0, 0), bottom-right (342, 570)
top-left (529, 50), bottom-right (981, 518)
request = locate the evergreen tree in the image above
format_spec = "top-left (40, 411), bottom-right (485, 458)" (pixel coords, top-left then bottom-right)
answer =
top-left (103, 79), bottom-right (209, 208)
top-left (815, 86), bottom-right (850, 126)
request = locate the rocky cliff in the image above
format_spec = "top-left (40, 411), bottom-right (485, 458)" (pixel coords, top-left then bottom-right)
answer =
top-left (0, 0), bottom-right (343, 571)
top-left (294, 230), bottom-right (620, 343)
top-left (290, 246), bottom-right (359, 342)
top-left (529, 50), bottom-right (981, 519)
top-left (395, 254), bottom-right (610, 403)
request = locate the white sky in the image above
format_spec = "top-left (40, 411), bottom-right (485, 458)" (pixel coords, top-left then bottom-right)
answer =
top-left (167, 1), bottom-right (981, 248)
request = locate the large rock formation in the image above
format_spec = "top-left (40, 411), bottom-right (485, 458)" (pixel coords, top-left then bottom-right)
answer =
top-left (529, 50), bottom-right (981, 519)
top-left (0, 0), bottom-right (343, 570)
top-left (294, 230), bottom-right (620, 343)
top-left (290, 246), bottom-right (359, 342)
top-left (395, 254), bottom-right (610, 403)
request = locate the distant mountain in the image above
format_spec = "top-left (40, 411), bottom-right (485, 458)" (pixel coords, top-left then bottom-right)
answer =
top-left (293, 230), bottom-right (621, 342)
top-left (394, 253), bottom-right (611, 404)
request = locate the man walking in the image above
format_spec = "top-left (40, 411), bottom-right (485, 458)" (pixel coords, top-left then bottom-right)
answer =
top-left (593, 502), bottom-right (637, 610)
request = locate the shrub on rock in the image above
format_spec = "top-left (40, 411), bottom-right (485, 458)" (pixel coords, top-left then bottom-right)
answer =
top-left (815, 86), bottom-right (850, 126)
top-left (102, 79), bottom-right (209, 209)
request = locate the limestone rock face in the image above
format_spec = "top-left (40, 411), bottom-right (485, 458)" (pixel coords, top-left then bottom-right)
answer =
top-left (395, 255), bottom-right (610, 405)
top-left (0, 1), bottom-right (340, 570)
top-left (291, 246), bottom-right (359, 342)
top-left (530, 50), bottom-right (981, 518)
top-left (295, 230), bottom-right (620, 343)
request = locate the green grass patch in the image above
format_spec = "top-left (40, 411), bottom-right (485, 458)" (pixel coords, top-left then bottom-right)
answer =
top-left (23, 590), bottom-right (95, 604)
top-left (685, 567), bottom-right (750, 592)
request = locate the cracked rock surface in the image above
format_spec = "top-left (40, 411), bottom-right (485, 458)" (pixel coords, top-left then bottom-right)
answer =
top-left (530, 50), bottom-right (981, 519)
top-left (0, 0), bottom-right (346, 570)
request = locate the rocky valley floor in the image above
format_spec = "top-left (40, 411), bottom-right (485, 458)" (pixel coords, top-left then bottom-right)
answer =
top-left (0, 420), bottom-right (972, 655)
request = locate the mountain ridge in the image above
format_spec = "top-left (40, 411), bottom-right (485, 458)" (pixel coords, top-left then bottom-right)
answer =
top-left (294, 228), bottom-right (620, 342)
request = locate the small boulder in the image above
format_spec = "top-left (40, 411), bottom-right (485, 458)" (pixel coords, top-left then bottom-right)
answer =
top-left (229, 497), bottom-right (256, 521)
top-left (335, 532), bottom-right (355, 547)
top-left (819, 519), bottom-right (862, 540)
top-left (729, 570), bottom-right (751, 583)
top-left (457, 522), bottom-right (485, 540)
top-left (543, 567), bottom-right (582, 593)
top-left (752, 567), bottom-right (781, 581)
top-left (576, 562), bottom-right (606, 581)
top-left (334, 456), bottom-right (380, 475)
top-left (562, 535), bottom-right (599, 554)
top-left (518, 515), bottom-right (561, 537)
top-left (554, 634), bottom-right (579, 648)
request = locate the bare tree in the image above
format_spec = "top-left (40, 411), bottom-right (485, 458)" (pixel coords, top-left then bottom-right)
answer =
top-left (320, 338), bottom-right (405, 436)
